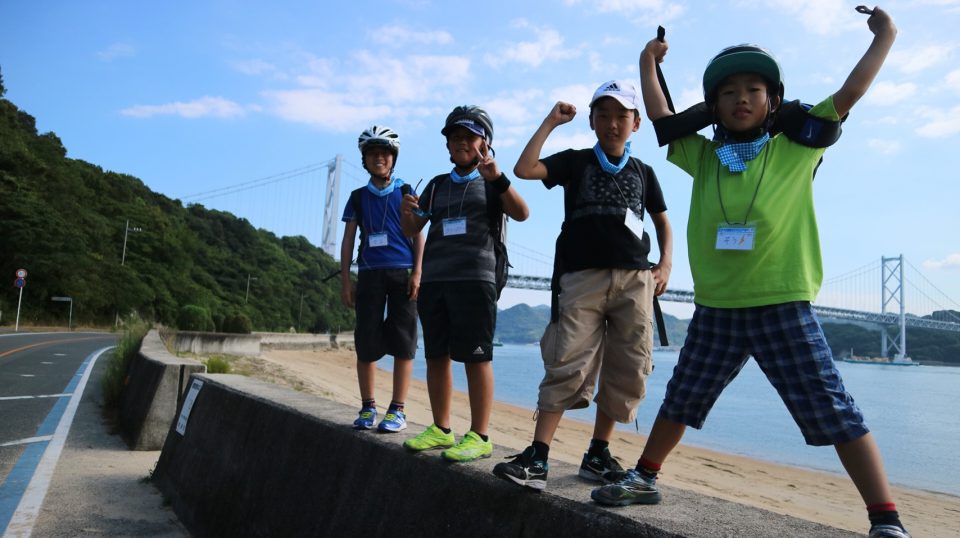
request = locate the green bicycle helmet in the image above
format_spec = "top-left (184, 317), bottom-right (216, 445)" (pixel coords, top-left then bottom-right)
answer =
top-left (703, 44), bottom-right (784, 104)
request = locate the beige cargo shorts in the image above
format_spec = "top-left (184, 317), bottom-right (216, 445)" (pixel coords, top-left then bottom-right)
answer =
top-left (537, 268), bottom-right (654, 423)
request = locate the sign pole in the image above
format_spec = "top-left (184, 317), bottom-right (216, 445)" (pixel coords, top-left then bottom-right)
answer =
top-left (15, 286), bottom-right (23, 332)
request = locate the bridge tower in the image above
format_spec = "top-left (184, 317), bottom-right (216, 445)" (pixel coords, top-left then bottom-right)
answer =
top-left (321, 155), bottom-right (343, 257)
top-left (881, 254), bottom-right (907, 359)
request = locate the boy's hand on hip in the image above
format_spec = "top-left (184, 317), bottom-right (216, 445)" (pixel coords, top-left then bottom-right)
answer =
top-left (652, 263), bottom-right (671, 297)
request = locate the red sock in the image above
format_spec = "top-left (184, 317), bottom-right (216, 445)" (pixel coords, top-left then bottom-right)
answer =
top-left (637, 456), bottom-right (662, 477)
top-left (867, 502), bottom-right (897, 514)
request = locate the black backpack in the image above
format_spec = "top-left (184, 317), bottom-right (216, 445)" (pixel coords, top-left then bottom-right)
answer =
top-left (485, 181), bottom-right (510, 300)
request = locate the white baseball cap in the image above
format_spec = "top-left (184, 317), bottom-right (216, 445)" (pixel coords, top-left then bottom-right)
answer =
top-left (590, 80), bottom-right (641, 110)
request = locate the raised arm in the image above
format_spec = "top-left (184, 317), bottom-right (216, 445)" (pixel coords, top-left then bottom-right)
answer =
top-left (513, 102), bottom-right (576, 180)
top-left (833, 7), bottom-right (897, 118)
top-left (478, 149), bottom-right (530, 221)
top-left (639, 38), bottom-right (673, 121)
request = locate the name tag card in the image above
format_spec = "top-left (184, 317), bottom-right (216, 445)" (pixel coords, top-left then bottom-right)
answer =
top-left (369, 233), bottom-right (388, 247)
top-left (442, 217), bottom-right (467, 236)
top-left (716, 225), bottom-right (756, 250)
top-left (625, 209), bottom-right (644, 240)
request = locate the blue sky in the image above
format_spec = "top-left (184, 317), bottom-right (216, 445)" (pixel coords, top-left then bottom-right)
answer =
top-left (2, 0), bottom-right (959, 318)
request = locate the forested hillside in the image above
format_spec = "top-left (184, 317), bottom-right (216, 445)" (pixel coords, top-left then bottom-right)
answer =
top-left (0, 70), bottom-right (353, 332)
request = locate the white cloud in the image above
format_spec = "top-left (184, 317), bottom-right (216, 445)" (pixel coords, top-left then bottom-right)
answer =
top-left (589, 51), bottom-right (620, 74)
top-left (485, 89), bottom-right (545, 126)
top-left (485, 21), bottom-right (581, 68)
top-left (888, 44), bottom-right (955, 75)
top-left (263, 89), bottom-right (391, 131)
top-left (96, 42), bottom-right (136, 62)
top-left (543, 130), bottom-right (599, 154)
top-left (915, 106), bottom-right (960, 137)
top-left (369, 24), bottom-right (453, 46)
top-left (945, 69), bottom-right (960, 93)
top-left (565, 0), bottom-right (686, 25)
top-left (866, 138), bottom-right (901, 155)
top-left (262, 52), bottom-right (470, 131)
top-left (864, 81), bottom-right (916, 106)
top-left (549, 83), bottom-right (596, 109)
top-left (231, 59), bottom-right (278, 76)
top-left (346, 51), bottom-right (471, 103)
top-left (676, 87), bottom-right (703, 111)
top-left (923, 253), bottom-right (960, 270)
top-left (120, 97), bottom-right (248, 119)
top-left (740, 0), bottom-right (860, 35)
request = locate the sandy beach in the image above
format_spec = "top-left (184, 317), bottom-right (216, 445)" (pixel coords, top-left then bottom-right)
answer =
top-left (248, 347), bottom-right (957, 537)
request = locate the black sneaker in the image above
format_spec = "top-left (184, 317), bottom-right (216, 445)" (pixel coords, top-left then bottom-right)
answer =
top-left (578, 447), bottom-right (624, 483)
top-left (493, 446), bottom-right (548, 491)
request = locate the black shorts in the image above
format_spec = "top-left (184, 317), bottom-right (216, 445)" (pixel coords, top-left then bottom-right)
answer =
top-left (417, 281), bottom-right (496, 363)
top-left (354, 269), bottom-right (418, 363)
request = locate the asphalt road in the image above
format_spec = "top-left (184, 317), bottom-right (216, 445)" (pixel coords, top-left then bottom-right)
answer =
top-left (0, 331), bottom-right (187, 537)
top-left (1, 332), bottom-right (116, 484)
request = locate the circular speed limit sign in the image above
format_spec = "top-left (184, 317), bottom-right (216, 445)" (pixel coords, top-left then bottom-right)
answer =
top-left (16, 268), bottom-right (27, 278)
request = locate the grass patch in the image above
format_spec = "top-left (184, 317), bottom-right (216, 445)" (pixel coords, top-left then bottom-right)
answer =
top-left (101, 316), bottom-right (150, 410)
top-left (205, 356), bottom-right (231, 374)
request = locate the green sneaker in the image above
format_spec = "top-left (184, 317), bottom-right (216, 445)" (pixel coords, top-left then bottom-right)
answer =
top-left (403, 424), bottom-right (456, 452)
top-left (441, 431), bottom-right (493, 462)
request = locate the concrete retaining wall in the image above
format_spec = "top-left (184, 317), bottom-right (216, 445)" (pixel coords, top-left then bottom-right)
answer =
top-left (170, 331), bottom-right (261, 356)
top-left (153, 374), bottom-right (860, 538)
top-left (118, 330), bottom-right (206, 450)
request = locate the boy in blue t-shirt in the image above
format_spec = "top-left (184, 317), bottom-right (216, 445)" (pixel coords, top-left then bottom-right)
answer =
top-left (340, 125), bottom-right (424, 434)
top-left (591, 8), bottom-right (908, 538)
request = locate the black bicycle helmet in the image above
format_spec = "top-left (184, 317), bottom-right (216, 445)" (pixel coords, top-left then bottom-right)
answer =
top-left (441, 105), bottom-right (494, 146)
top-left (703, 44), bottom-right (784, 104)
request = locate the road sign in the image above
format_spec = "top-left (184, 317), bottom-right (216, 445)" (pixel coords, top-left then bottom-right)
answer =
top-left (14, 278), bottom-right (25, 288)
top-left (16, 269), bottom-right (27, 278)
top-left (52, 296), bottom-right (71, 301)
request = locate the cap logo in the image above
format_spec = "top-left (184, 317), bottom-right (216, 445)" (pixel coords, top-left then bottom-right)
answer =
top-left (603, 82), bottom-right (620, 92)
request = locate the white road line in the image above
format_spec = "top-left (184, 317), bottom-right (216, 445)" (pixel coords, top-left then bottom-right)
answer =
top-left (0, 436), bottom-right (53, 448)
top-left (0, 394), bottom-right (71, 401)
top-left (2, 346), bottom-right (112, 538)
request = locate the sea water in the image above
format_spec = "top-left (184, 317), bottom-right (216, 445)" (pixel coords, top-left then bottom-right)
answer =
top-left (396, 345), bottom-right (960, 496)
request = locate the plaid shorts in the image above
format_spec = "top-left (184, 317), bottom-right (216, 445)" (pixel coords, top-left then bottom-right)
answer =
top-left (659, 301), bottom-right (869, 446)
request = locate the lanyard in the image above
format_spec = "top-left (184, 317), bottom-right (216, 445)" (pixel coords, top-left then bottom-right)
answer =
top-left (716, 146), bottom-right (769, 225)
top-left (445, 175), bottom-right (471, 219)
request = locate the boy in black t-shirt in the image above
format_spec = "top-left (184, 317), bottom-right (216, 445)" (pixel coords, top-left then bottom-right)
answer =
top-left (493, 80), bottom-right (672, 492)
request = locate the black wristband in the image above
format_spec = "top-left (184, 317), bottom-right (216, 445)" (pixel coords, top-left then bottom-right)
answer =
top-left (491, 173), bottom-right (511, 194)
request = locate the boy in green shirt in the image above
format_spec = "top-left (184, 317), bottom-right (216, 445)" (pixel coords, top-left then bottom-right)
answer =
top-left (592, 7), bottom-right (909, 538)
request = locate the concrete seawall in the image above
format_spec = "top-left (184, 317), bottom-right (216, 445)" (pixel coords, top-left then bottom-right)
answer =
top-left (153, 373), bottom-right (860, 537)
top-left (118, 330), bottom-right (206, 450)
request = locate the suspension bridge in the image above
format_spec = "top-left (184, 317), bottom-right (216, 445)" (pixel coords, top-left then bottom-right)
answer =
top-left (179, 156), bottom-right (960, 359)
